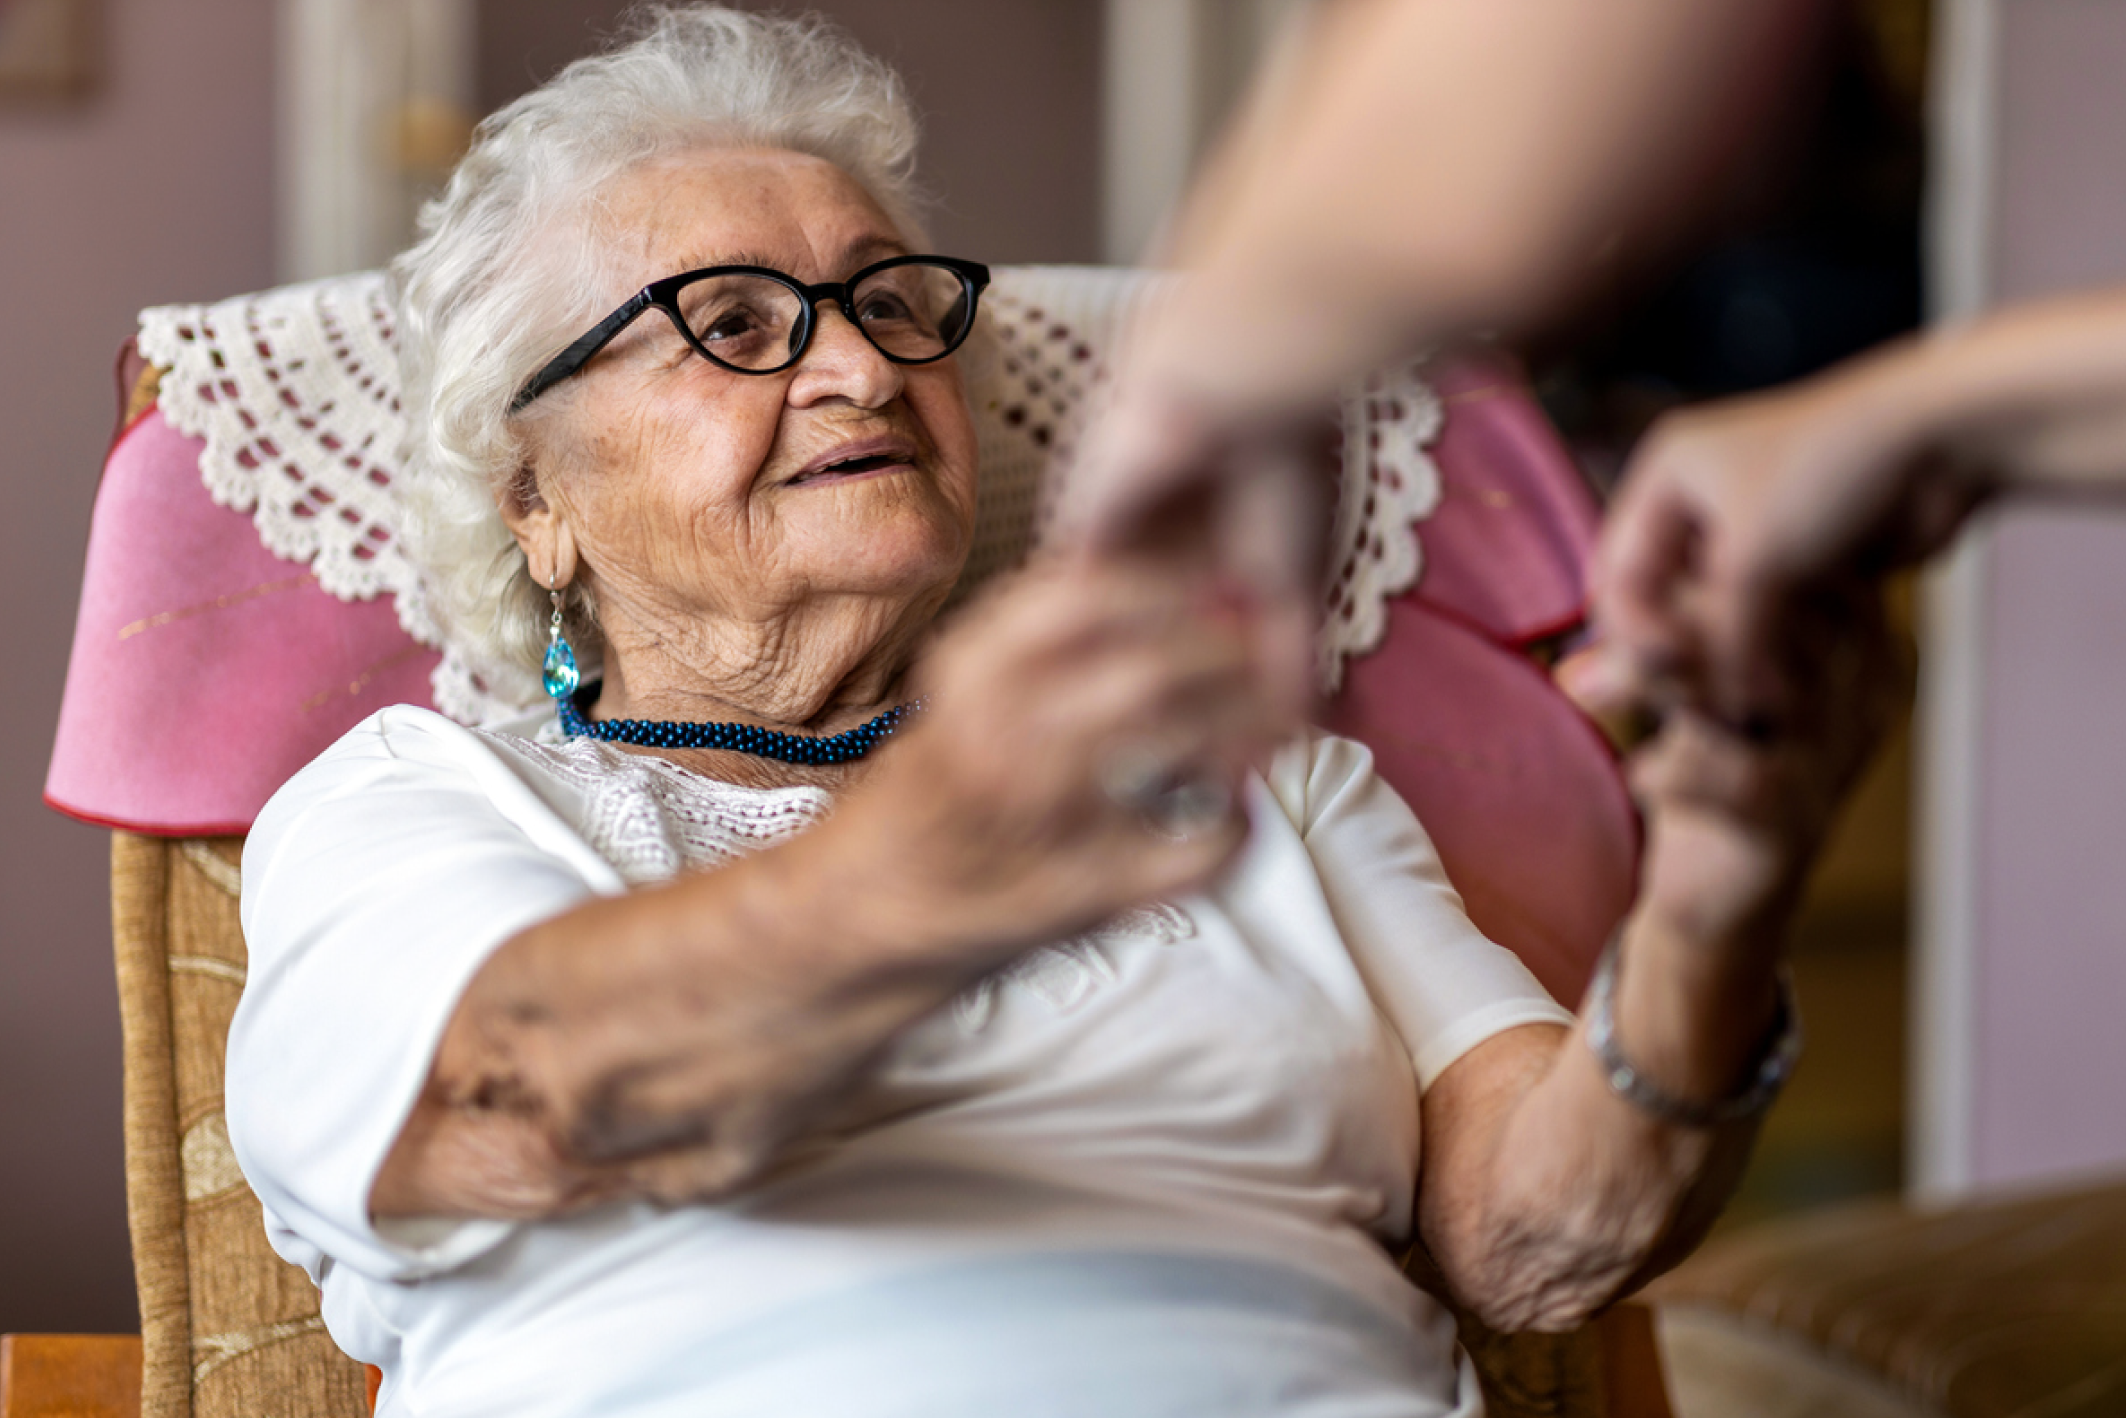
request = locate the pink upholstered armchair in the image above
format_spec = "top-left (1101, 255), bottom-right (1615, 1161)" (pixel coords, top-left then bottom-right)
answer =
top-left (47, 269), bottom-right (1635, 1002)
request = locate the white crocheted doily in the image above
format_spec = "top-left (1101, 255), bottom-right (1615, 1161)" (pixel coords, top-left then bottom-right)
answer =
top-left (139, 266), bottom-right (1439, 722)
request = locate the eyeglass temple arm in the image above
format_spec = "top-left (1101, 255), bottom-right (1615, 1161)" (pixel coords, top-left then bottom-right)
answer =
top-left (509, 289), bottom-right (657, 413)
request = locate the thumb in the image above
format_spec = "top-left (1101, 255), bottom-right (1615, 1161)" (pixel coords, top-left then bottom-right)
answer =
top-left (1595, 475), bottom-right (1700, 677)
top-left (1056, 385), bottom-right (1222, 555)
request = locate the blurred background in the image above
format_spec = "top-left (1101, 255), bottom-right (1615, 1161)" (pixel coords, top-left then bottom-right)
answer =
top-left (4, 0), bottom-right (2123, 1335)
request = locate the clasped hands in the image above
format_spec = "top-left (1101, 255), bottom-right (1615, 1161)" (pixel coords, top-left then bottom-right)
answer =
top-left (1049, 372), bottom-right (1909, 988)
top-left (893, 353), bottom-right (1922, 985)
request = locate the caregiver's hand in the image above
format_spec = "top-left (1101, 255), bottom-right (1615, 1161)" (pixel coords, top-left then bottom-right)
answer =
top-left (1061, 0), bottom-right (1797, 714)
top-left (858, 555), bottom-right (1273, 954)
top-left (1596, 287), bottom-right (2126, 728)
top-left (1594, 364), bottom-right (1981, 730)
top-left (1060, 386), bottom-right (1328, 728)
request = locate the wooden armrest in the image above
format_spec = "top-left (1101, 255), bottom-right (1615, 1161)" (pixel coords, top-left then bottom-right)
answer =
top-left (0, 1315), bottom-right (1660, 1417)
top-left (1597, 1303), bottom-right (1675, 1418)
top-left (0, 1335), bottom-right (142, 1418)
top-left (1405, 1236), bottom-right (1674, 1418)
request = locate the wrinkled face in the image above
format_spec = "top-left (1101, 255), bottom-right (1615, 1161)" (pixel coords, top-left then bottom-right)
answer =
top-left (517, 147), bottom-right (980, 658)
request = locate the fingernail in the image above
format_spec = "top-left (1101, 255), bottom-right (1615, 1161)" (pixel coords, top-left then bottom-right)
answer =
top-left (1556, 647), bottom-right (1623, 705)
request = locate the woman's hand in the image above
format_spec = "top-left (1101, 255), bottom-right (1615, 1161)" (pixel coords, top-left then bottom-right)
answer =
top-left (1060, 0), bottom-right (1800, 720)
top-left (1595, 362), bottom-right (1982, 729)
top-left (1419, 580), bottom-right (1905, 1331)
top-left (1625, 580), bottom-right (1906, 963)
top-left (1597, 287), bottom-right (2126, 731)
top-left (848, 556), bottom-right (1276, 955)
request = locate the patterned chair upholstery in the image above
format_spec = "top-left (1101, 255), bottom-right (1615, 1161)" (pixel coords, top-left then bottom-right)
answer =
top-left (109, 830), bottom-right (371, 1418)
top-left (1654, 1179), bottom-right (2126, 1418)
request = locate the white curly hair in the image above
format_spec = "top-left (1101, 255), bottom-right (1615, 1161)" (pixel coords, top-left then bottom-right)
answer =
top-left (392, 4), bottom-right (929, 703)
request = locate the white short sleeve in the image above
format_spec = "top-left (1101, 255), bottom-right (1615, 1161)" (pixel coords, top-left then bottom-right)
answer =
top-left (226, 707), bottom-right (619, 1283)
top-left (1267, 734), bottom-right (1574, 1089)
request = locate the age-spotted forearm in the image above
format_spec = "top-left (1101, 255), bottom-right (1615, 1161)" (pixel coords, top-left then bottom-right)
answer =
top-left (1416, 912), bottom-right (1778, 1332)
top-left (368, 797), bottom-right (1012, 1221)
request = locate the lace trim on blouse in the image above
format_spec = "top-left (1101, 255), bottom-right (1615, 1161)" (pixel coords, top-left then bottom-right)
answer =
top-left (483, 727), bottom-right (1196, 1033)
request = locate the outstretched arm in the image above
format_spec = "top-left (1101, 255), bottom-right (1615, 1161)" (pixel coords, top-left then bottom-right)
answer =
top-left (1597, 286), bottom-right (2126, 726)
top-left (1063, 0), bottom-right (1805, 706)
top-left (1126, 0), bottom-right (1799, 425)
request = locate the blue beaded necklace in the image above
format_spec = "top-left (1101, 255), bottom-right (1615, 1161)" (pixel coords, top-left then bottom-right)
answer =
top-left (556, 682), bottom-right (920, 765)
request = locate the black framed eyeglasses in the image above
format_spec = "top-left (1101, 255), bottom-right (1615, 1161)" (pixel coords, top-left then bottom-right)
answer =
top-left (509, 254), bottom-right (991, 413)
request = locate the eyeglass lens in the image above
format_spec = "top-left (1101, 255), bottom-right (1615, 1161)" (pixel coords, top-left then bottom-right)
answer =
top-left (674, 263), bottom-right (976, 372)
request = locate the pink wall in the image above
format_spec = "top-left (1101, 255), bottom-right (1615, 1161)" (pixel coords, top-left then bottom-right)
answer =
top-left (1965, 0), bottom-right (2126, 1191)
top-left (1974, 509), bottom-right (2126, 1187)
top-left (0, 0), bottom-right (276, 1331)
top-left (476, 0), bottom-right (1103, 264)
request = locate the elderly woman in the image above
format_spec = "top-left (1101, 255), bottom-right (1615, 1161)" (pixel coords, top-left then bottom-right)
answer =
top-left (225, 8), bottom-right (1891, 1418)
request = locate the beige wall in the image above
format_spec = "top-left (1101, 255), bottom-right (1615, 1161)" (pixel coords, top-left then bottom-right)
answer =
top-left (0, 0), bottom-right (278, 1331)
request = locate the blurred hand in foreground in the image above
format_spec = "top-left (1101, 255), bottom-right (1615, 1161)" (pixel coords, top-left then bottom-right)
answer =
top-left (890, 554), bottom-right (1280, 942)
top-left (1061, 390), bottom-right (1329, 732)
top-left (1060, 0), bottom-right (1801, 710)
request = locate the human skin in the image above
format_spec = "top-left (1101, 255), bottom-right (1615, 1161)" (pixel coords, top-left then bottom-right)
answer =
top-left (368, 144), bottom-right (1900, 1333)
top-left (1595, 286), bottom-right (2126, 727)
top-left (1062, 0), bottom-right (1804, 684)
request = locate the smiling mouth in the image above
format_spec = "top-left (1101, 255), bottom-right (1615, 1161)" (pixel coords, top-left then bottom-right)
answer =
top-left (786, 450), bottom-right (916, 486)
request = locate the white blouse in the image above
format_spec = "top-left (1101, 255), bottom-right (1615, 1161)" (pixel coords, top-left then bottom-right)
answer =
top-left (227, 707), bottom-right (1572, 1418)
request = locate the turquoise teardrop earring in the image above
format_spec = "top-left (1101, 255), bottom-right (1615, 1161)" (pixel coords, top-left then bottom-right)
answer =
top-left (543, 579), bottom-right (580, 702)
